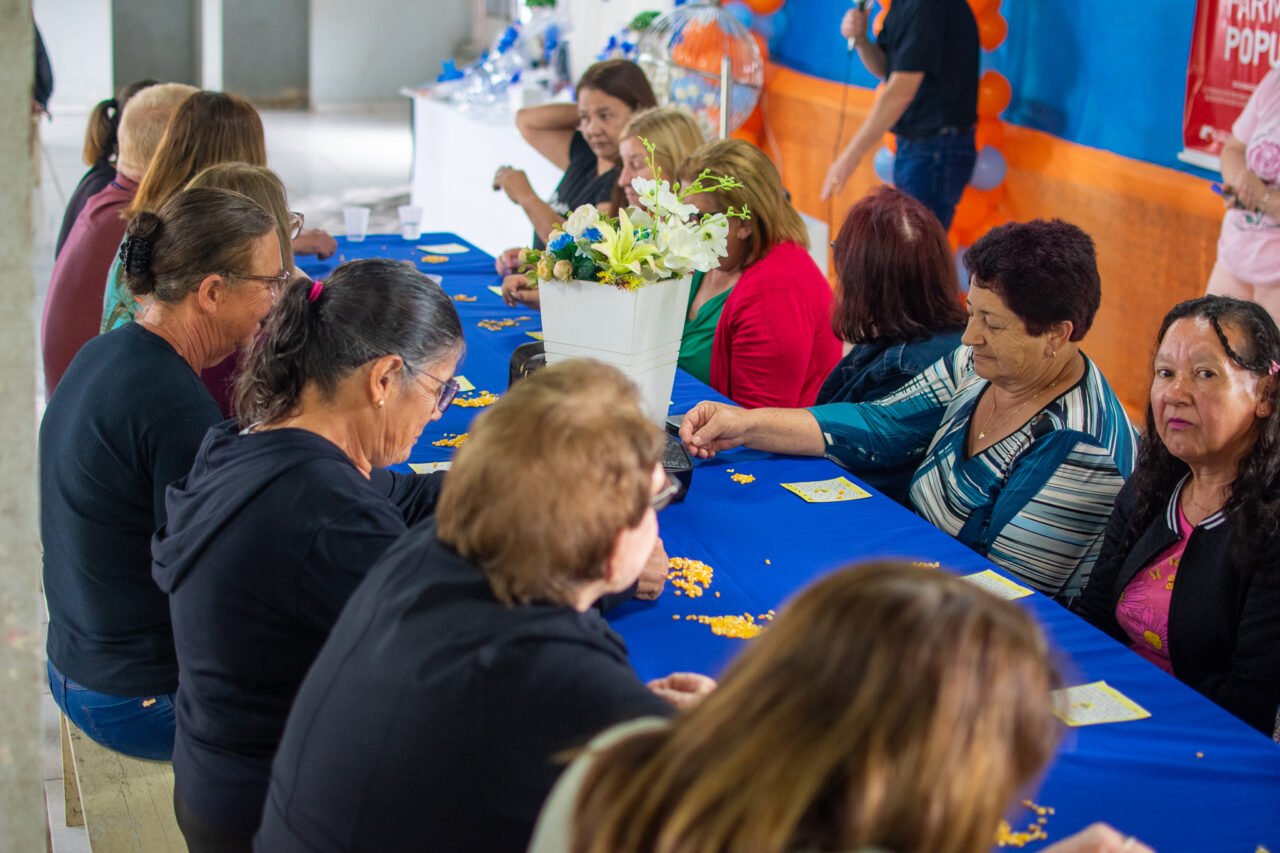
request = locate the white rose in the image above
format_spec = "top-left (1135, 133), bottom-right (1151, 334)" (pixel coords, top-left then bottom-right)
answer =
top-left (562, 204), bottom-right (602, 237)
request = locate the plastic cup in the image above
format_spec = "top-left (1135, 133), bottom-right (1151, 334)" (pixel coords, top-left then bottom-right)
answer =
top-left (398, 205), bottom-right (424, 241)
top-left (343, 206), bottom-right (370, 242)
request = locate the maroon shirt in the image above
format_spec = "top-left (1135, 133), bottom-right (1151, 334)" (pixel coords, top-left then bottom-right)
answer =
top-left (43, 175), bottom-right (138, 398)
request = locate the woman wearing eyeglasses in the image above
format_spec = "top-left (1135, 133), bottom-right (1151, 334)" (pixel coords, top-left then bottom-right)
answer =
top-left (150, 258), bottom-right (465, 852)
top-left (41, 186), bottom-right (280, 763)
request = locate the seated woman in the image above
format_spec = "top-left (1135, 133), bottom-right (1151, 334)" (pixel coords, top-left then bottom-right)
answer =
top-left (674, 139), bottom-right (841, 406)
top-left (255, 360), bottom-right (713, 853)
top-left (1079, 296), bottom-right (1280, 735)
top-left (680, 219), bottom-right (1138, 604)
top-left (502, 104), bottom-right (704, 309)
top-left (54, 78), bottom-right (158, 258)
top-left (531, 561), bottom-right (1148, 853)
top-left (816, 186), bottom-right (967, 500)
top-left (493, 59), bottom-right (657, 278)
top-left (152, 259), bottom-right (464, 851)
top-left (42, 187), bottom-right (281, 761)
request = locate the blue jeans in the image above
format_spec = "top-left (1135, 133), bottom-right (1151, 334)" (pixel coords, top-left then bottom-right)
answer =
top-left (893, 130), bottom-right (977, 231)
top-left (47, 659), bottom-right (176, 761)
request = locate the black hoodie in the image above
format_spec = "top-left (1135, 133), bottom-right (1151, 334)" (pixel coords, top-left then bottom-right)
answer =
top-left (255, 521), bottom-right (673, 853)
top-left (152, 422), bottom-right (443, 837)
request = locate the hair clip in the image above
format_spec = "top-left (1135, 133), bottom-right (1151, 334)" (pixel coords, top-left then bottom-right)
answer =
top-left (308, 281), bottom-right (324, 302)
top-left (119, 235), bottom-right (153, 275)
top-left (1269, 360), bottom-right (1279, 376)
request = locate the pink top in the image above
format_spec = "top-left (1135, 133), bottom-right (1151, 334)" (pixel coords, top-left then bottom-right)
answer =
top-left (42, 175), bottom-right (138, 398)
top-left (1218, 66), bottom-right (1280, 288)
top-left (1115, 506), bottom-right (1194, 675)
top-left (709, 241), bottom-right (842, 409)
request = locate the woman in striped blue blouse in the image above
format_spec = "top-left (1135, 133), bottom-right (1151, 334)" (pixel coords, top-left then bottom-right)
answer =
top-left (680, 219), bottom-right (1139, 606)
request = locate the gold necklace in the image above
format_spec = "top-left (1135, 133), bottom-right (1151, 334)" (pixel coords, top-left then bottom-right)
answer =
top-left (976, 355), bottom-right (1079, 441)
top-left (1183, 481), bottom-right (1225, 516)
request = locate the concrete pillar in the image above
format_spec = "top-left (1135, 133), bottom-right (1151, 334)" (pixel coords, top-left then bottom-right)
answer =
top-left (0, 1), bottom-right (45, 850)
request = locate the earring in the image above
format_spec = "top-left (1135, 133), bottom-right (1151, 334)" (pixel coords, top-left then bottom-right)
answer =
top-left (1051, 349), bottom-right (1057, 358)
top-left (377, 399), bottom-right (385, 408)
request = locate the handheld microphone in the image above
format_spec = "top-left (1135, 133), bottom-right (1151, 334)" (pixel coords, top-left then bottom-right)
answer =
top-left (848, 0), bottom-right (870, 50)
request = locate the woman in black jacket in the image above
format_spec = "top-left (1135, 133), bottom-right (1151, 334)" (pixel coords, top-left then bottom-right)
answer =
top-left (152, 259), bottom-right (464, 852)
top-left (1079, 295), bottom-right (1280, 735)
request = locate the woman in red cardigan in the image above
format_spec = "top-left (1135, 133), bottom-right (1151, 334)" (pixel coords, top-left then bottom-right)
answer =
top-left (676, 140), bottom-right (841, 408)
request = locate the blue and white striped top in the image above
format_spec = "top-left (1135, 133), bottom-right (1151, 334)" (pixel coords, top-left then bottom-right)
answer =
top-left (809, 346), bottom-right (1139, 602)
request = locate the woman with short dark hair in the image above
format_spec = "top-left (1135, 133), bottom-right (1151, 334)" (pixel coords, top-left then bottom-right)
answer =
top-left (681, 219), bottom-right (1139, 604)
top-left (43, 186), bottom-right (280, 761)
top-left (1080, 296), bottom-right (1280, 734)
top-left (151, 259), bottom-right (464, 851)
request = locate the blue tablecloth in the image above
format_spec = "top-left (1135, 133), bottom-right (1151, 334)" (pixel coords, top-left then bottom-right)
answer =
top-left (299, 237), bottom-right (1280, 852)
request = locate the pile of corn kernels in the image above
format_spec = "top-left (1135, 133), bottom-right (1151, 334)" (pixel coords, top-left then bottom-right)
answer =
top-left (681, 611), bottom-right (775, 638)
top-left (431, 433), bottom-right (468, 448)
top-left (667, 557), bottom-right (713, 597)
top-left (994, 802), bottom-right (1054, 847)
top-left (452, 294), bottom-right (477, 302)
top-left (453, 391), bottom-right (499, 408)
top-left (477, 317), bottom-right (531, 331)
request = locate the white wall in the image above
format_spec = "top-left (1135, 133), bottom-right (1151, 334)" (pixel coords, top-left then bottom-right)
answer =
top-left (33, 0), bottom-right (113, 111)
top-left (563, 0), bottom-right (674, 87)
top-left (308, 0), bottom-right (471, 106)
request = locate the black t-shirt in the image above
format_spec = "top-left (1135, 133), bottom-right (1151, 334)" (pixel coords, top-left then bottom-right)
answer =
top-left (152, 424), bottom-right (445, 836)
top-left (256, 523), bottom-right (672, 853)
top-left (534, 130), bottom-right (619, 249)
top-left (879, 0), bottom-right (980, 139)
top-left (41, 322), bottom-right (222, 696)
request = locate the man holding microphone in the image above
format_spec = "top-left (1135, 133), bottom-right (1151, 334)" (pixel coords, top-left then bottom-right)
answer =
top-left (821, 0), bottom-right (980, 230)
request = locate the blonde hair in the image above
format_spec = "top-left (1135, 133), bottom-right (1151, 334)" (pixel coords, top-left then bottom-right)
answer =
top-left (116, 83), bottom-right (199, 179)
top-left (676, 138), bottom-right (808, 266)
top-left (571, 562), bottom-right (1062, 853)
top-left (436, 360), bottom-right (665, 606)
top-left (186, 162), bottom-right (296, 273)
top-left (126, 91), bottom-right (266, 219)
top-left (622, 107), bottom-right (705, 185)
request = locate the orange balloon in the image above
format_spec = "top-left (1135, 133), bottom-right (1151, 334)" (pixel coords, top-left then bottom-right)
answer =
top-left (873, 8), bottom-right (888, 35)
top-left (977, 70), bottom-right (1012, 118)
top-left (730, 127), bottom-right (762, 148)
top-left (751, 31), bottom-right (769, 64)
top-left (743, 0), bottom-right (785, 14)
top-left (978, 13), bottom-right (1008, 51)
top-left (968, 0), bottom-right (1000, 15)
top-left (974, 117), bottom-right (1004, 149)
top-left (884, 132), bottom-right (896, 154)
top-left (740, 102), bottom-right (765, 134)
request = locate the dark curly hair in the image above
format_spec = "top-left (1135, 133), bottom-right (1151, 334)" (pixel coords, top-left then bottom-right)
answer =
top-left (1121, 296), bottom-right (1280, 564)
top-left (964, 219), bottom-right (1100, 340)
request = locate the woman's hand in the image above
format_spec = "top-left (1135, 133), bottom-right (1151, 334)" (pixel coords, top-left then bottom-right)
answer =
top-left (500, 273), bottom-right (541, 310)
top-left (679, 402), bottom-right (752, 459)
top-left (292, 229), bottom-right (338, 260)
top-left (821, 146), bottom-right (862, 202)
top-left (493, 165), bottom-right (536, 206)
top-left (1040, 824), bottom-right (1153, 853)
top-left (635, 538), bottom-right (669, 601)
top-left (495, 247), bottom-right (525, 276)
top-left (647, 672), bottom-right (717, 710)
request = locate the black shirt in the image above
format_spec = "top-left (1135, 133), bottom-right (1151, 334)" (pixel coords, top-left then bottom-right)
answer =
top-left (255, 522), bottom-right (672, 853)
top-left (152, 424), bottom-right (445, 837)
top-left (41, 322), bottom-right (222, 696)
top-left (534, 130), bottom-right (619, 249)
top-left (879, 0), bottom-right (980, 139)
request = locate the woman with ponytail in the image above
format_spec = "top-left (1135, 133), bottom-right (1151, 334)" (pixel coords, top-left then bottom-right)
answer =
top-left (53, 78), bottom-right (158, 258)
top-left (150, 259), bottom-right (464, 851)
top-left (42, 186), bottom-right (281, 762)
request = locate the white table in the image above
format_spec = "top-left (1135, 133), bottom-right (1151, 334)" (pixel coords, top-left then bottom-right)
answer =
top-left (408, 95), bottom-right (566, 258)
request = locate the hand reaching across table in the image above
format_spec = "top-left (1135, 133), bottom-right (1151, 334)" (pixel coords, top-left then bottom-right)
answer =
top-left (647, 672), bottom-right (717, 711)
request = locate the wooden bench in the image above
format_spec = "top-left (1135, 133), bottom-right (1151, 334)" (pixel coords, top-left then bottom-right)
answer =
top-left (61, 716), bottom-right (187, 852)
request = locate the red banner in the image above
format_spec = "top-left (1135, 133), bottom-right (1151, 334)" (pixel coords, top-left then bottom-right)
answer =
top-left (1183, 0), bottom-right (1280, 164)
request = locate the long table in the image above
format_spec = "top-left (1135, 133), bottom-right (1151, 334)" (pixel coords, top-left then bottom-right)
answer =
top-left (300, 236), bottom-right (1280, 852)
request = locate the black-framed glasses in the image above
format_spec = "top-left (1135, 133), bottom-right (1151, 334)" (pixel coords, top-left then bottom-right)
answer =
top-left (230, 269), bottom-right (291, 301)
top-left (288, 211), bottom-right (305, 239)
top-left (419, 369), bottom-right (461, 413)
top-left (651, 472), bottom-right (681, 512)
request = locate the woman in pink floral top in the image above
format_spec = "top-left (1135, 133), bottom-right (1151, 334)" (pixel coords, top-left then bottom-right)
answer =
top-left (1079, 296), bottom-right (1280, 734)
top-left (1210, 67), bottom-right (1280, 326)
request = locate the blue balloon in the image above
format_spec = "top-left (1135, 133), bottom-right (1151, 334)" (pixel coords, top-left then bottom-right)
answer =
top-left (873, 146), bottom-right (895, 185)
top-left (969, 146), bottom-right (1007, 191)
top-left (954, 246), bottom-right (971, 292)
top-left (768, 8), bottom-right (789, 50)
top-left (724, 1), bottom-right (754, 29)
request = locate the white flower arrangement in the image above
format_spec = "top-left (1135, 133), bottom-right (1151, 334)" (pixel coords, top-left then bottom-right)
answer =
top-left (521, 138), bottom-right (749, 292)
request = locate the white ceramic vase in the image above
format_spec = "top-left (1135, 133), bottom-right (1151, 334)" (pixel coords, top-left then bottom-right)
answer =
top-left (538, 274), bottom-right (693, 425)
